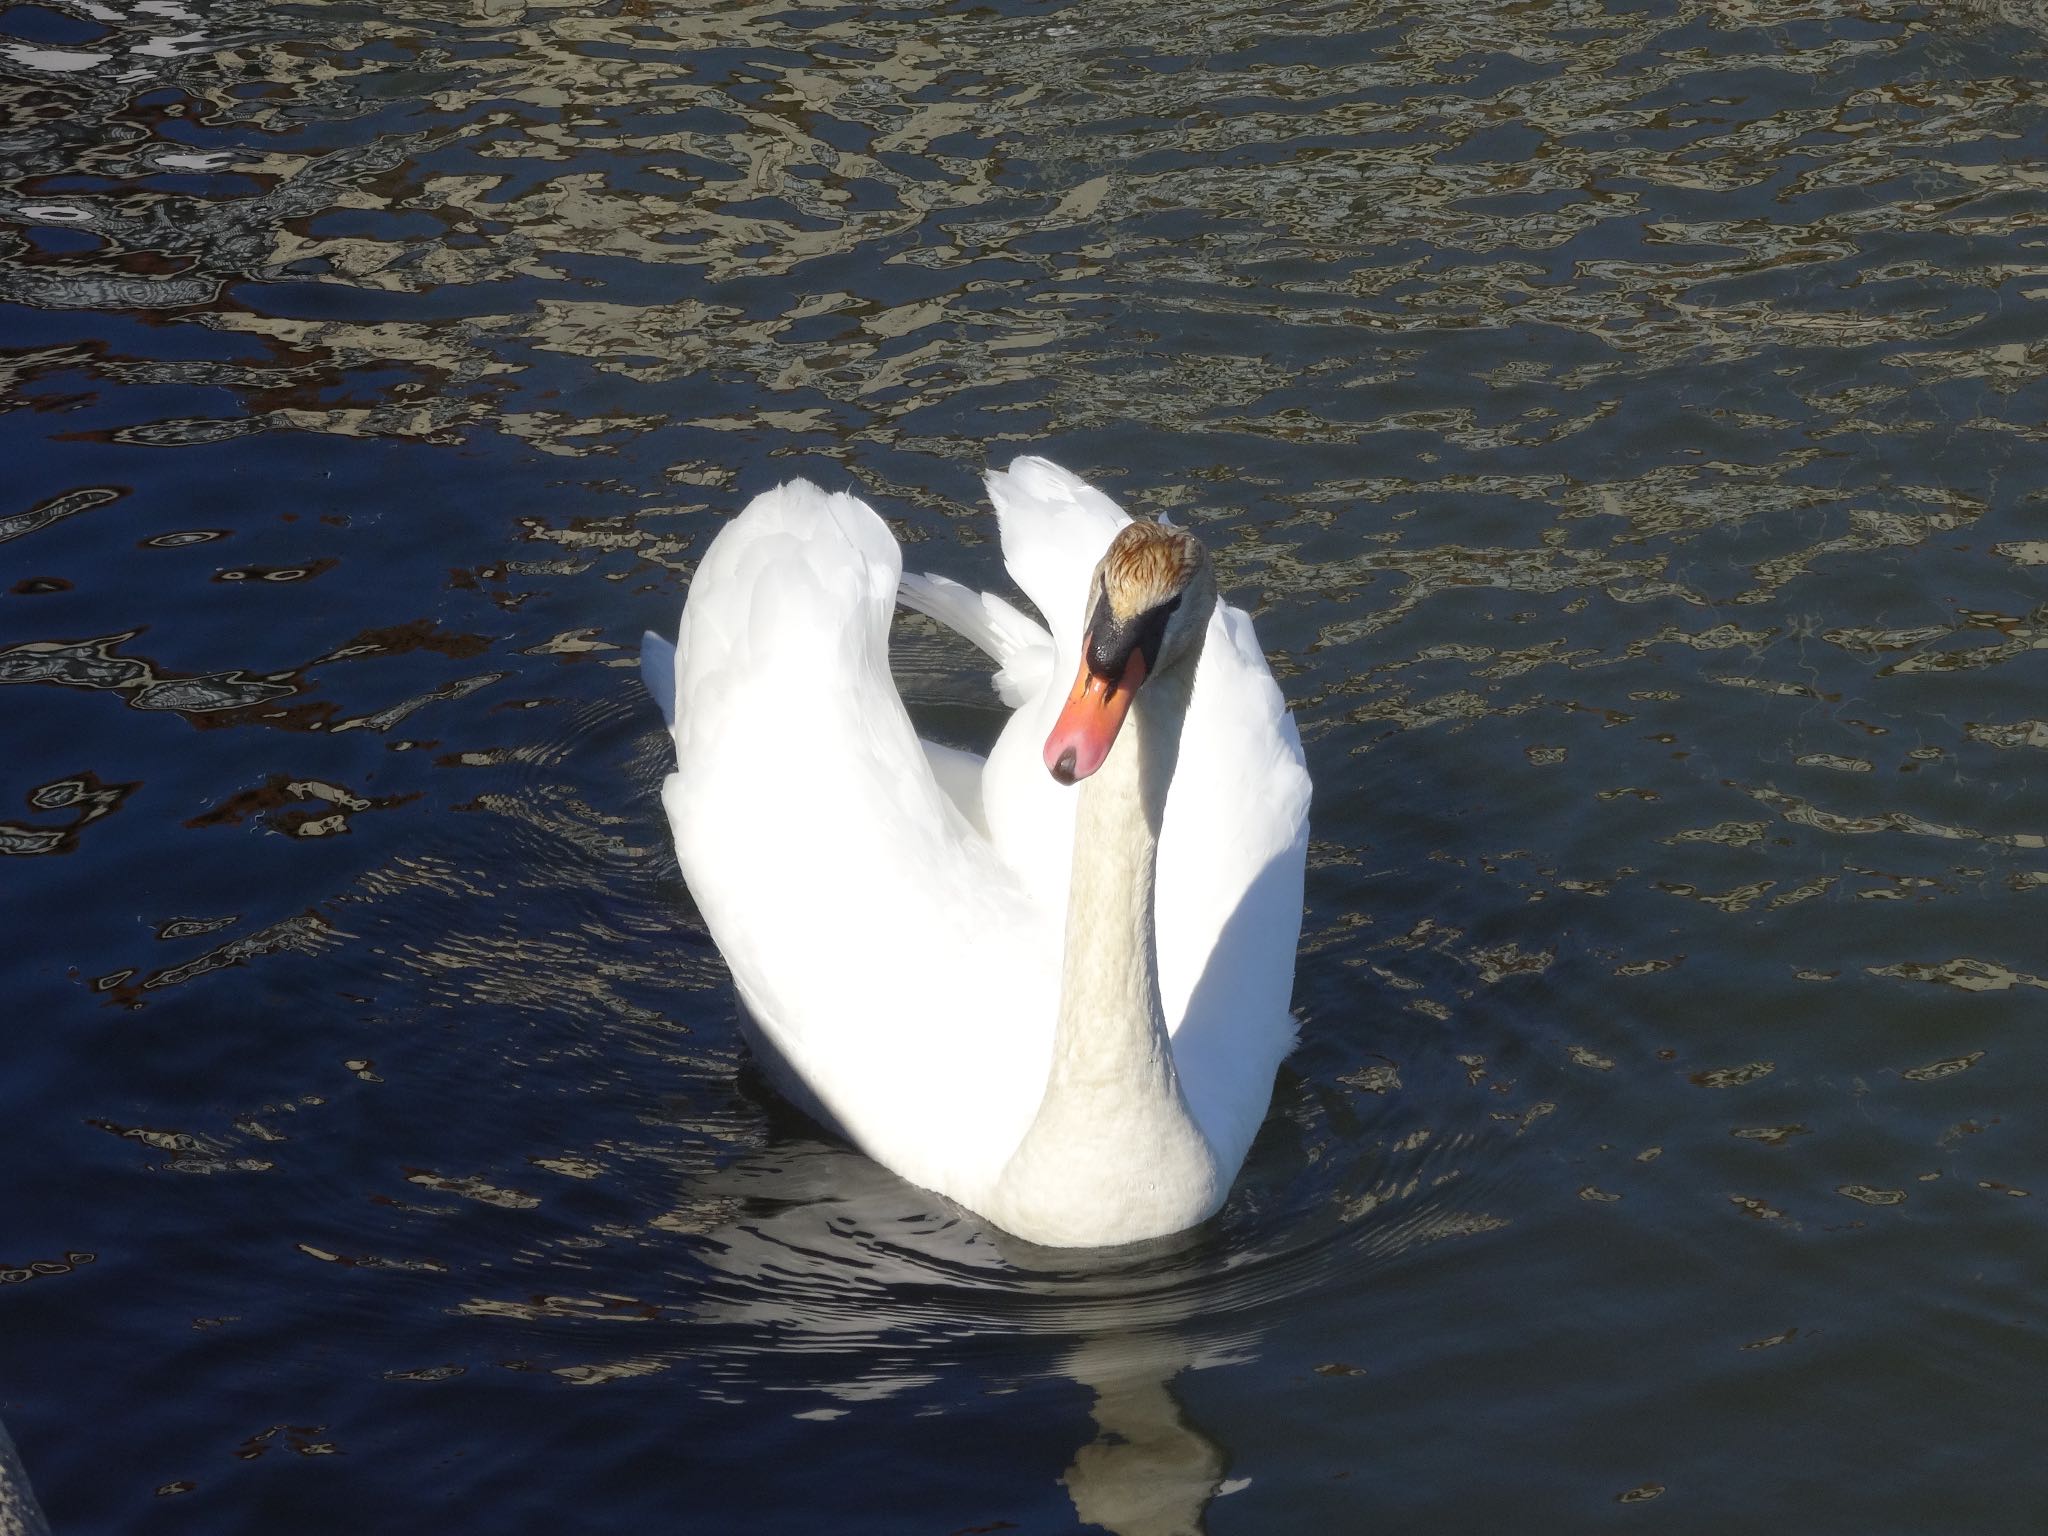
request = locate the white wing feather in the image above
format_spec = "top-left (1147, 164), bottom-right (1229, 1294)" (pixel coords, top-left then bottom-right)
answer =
top-left (896, 570), bottom-right (1051, 708)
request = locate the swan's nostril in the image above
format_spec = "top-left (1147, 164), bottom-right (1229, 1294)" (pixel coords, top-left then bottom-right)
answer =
top-left (1051, 748), bottom-right (1078, 785)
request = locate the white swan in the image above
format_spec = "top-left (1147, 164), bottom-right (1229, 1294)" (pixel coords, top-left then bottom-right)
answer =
top-left (643, 457), bottom-right (1309, 1247)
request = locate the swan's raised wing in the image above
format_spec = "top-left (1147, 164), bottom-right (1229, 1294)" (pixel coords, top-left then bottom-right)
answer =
top-left (656, 481), bottom-right (1056, 1205)
top-left (986, 455), bottom-right (1130, 634)
top-left (1157, 603), bottom-right (1310, 1175)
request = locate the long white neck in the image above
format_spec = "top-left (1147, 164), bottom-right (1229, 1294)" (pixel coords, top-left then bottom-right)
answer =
top-left (987, 662), bottom-right (1223, 1248)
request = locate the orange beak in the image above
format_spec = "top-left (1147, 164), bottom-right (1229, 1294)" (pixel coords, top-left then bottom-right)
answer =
top-left (1043, 648), bottom-right (1148, 784)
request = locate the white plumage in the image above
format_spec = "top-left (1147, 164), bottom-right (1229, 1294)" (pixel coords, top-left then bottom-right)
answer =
top-left (645, 457), bottom-right (1309, 1246)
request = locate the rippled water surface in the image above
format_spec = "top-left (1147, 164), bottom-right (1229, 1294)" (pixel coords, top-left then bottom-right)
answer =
top-left (6, 1), bottom-right (2048, 1530)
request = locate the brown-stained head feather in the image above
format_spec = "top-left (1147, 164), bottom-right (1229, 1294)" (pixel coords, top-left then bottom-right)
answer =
top-left (1100, 520), bottom-right (1204, 621)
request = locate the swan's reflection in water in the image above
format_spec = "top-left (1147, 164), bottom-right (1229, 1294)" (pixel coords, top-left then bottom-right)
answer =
top-left (658, 1104), bottom-right (1444, 1536)
top-left (1058, 1331), bottom-right (1229, 1536)
top-left (680, 1140), bottom-right (1236, 1532)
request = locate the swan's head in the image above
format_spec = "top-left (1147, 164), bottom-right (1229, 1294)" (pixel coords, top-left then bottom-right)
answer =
top-left (1044, 520), bottom-right (1216, 785)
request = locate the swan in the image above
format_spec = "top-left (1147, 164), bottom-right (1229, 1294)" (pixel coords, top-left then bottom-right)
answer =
top-left (642, 457), bottom-right (1309, 1247)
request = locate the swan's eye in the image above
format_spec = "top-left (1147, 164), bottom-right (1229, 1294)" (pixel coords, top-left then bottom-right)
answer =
top-left (1086, 589), bottom-right (1182, 681)
top-left (1128, 591), bottom-right (1181, 672)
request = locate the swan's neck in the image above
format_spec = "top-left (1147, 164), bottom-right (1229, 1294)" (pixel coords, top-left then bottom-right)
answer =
top-left (1052, 668), bottom-right (1184, 1102)
top-left (989, 664), bottom-right (1223, 1248)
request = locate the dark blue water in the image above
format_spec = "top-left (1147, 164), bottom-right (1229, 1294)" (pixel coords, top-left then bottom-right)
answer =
top-left (5, 2), bottom-right (2047, 1531)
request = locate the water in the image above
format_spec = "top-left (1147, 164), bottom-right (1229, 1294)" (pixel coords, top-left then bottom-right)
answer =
top-left (5, 0), bottom-right (2046, 1530)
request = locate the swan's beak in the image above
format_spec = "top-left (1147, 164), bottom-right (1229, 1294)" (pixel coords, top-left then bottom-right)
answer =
top-left (1044, 650), bottom-right (1148, 785)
